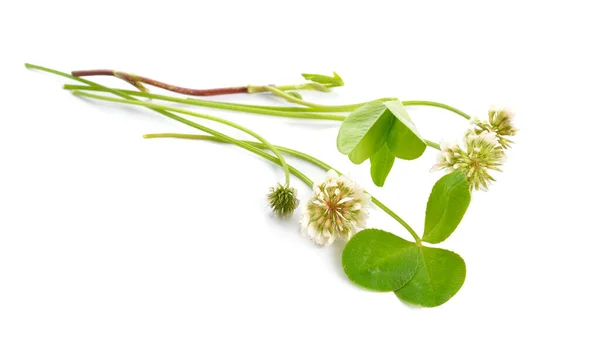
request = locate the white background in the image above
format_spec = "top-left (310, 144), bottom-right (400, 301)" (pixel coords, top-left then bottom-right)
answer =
top-left (2, 1), bottom-right (599, 352)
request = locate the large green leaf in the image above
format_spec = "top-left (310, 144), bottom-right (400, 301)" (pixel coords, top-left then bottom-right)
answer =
top-left (342, 229), bottom-right (419, 292)
top-left (337, 101), bottom-right (394, 164)
top-left (394, 246), bottom-right (466, 307)
top-left (422, 171), bottom-right (471, 244)
top-left (384, 101), bottom-right (427, 160)
top-left (301, 72), bottom-right (344, 86)
top-left (370, 144), bottom-right (395, 187)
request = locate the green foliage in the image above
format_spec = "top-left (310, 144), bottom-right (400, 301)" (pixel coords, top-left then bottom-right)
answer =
top-left (422, 171), bottom-right (471, 244)
top-left (301, 72), bottom-right (344, 86)
top-left (370, 143), bottom-right (395, 187)
top-left (337, 101), bottom-right (394, 164)
top-left (384, 101), bottom-right (427, 160)
top-left (394, 246), bottom-right (466, 307)
top-left (342, 229), bottom-right (419, 291)
top-left (337, 101), bottom-right (427, 178)
top-left (342, 228), bottom-right (467, 307)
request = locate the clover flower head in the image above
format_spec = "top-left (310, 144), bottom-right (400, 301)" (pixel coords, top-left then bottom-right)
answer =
top-left (300, 170), bottom-right (371, 245)
top-left (267, 183), bottom-right (299, 217)
top-left (432, 131), bottom-right (505, 191)
top-left (471, 105), bottom-right (517, 149)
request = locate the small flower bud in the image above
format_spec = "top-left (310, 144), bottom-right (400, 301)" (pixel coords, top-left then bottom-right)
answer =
top-left (267, 183), bottom-right (300, 218)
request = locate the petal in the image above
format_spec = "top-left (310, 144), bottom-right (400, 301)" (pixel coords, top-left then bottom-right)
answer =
top-left (326, 169), bottom-right (338, 180)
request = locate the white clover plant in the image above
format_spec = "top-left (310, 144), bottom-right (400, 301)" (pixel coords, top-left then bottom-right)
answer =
top-left (27, 63), bottom-right (516, 308)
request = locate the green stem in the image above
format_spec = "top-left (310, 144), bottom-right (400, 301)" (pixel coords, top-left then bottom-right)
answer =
top-left (402, 100), bottom-right (471, 120)
top-left (75, 91), bottom-right (293, 185)
top-left (63, 85), bottom-right (393, 113)
top-left (143, 133), bottom-right (422, 243)
top-left (63, 85), bottom-right (347, 119)
top-left (26, 64), bottom-right (292, 186)
top-left (247, 82), bottom-right (338, 94)
top-left (62, 85), bottom-right (468, 122)
top-left (426, 140), bottom-right (440, 150)
top-left (264, 85), bottom-right (333, 109)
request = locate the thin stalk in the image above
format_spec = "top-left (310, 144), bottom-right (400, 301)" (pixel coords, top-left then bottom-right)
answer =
top-left (63, 85), bottom-right (469, 120)
top-left (426, 140), bottom-right (441, 150)
top-left (144, 133), bottom-right (422, 243)
top-left (66, 84), bottom-right (395, 113)
top-left (72, 91), bottom-right (293, 185)
top-left (247, 83), bottom-right (338, 93)
top-left (63, 85), bottom-right (346, 120)
top-left (72, 69), bottom-right (248, 96)
top-left (265, 85), bottom-right (333, 109)
top-left (402, 100), bottom-right (471, 120)
top-left (26, 64), bottom-right (293, 186)
top-left (263, 85), bottom-right (395, 113)
top-left (72, 69), bottom-right (339, 96)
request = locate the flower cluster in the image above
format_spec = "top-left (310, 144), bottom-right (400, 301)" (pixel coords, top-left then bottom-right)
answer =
top-left (300, 170), bottom-right (371, 245)
top-left (432, 131), bottom-right (505, 190)
top-left (470, 106), bottom-right (517, 149)
top-left (267, 183), bottom-right (299, 217)
top-left (432, 106), bottom-right (517, 190)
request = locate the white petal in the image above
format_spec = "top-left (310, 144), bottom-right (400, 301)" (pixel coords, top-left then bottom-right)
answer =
top-left (338, 196), bottom-right (354, 205)
top-left (306, 224), bottom-right (319, 239)
top-left (300, 212), bottom-right (310, 229)
top-left (326, 169), bottom-right (338, 180)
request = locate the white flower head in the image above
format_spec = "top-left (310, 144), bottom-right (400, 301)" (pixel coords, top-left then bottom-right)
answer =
top-left (432, 131), bottom-right (505, 191)
top-left (300, 170), bottom-right (371, 245)
top-left (471, 105), bottom-right (517, 149)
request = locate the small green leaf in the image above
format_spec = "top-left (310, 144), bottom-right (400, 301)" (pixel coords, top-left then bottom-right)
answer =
top-left (337, 101), bottom-right (394, 164)
top-left (287, 91), bottom-right (303, 99)
top-left (342, 229), bottom-right (420, 292)
top-left (422, 171), bottom-right (471, 244)
top-left (394, 246), bottom-right (466, 307)
top-left (301, 72), bottom-right (344, 86)
top-left (306, 82), bottom-right (331, 92)
top-left (384, 101), bottom-right (427, 160)
top-left (370, 144), bottom-right (395, 187)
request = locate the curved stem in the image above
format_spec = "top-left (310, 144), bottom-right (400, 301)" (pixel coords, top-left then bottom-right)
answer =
top-left (144, 133), bottom-right (422, 243)
top-left (72, 91), bottom-right (292, 186)
top-left (403, 100), bottom-right (471, 120)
